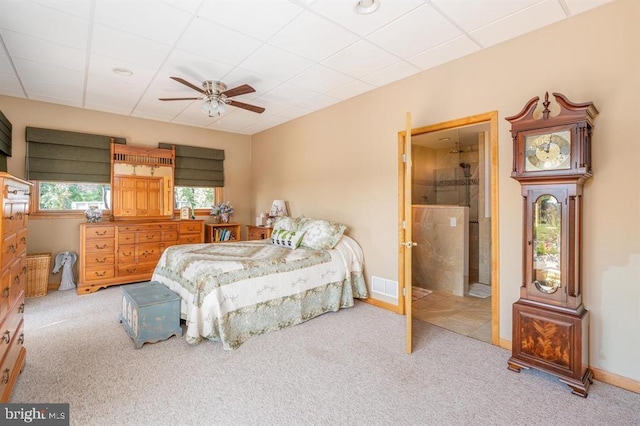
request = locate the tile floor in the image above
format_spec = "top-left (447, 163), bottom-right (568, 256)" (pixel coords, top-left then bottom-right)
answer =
top-left (412, 288), bottom-right (492, 343)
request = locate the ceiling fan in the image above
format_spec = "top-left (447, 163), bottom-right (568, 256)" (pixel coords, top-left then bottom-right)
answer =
top-left (159, 77), bottom-right (265, 116)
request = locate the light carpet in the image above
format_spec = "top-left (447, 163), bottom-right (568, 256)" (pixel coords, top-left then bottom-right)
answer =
top-left (12, 286), bottom-right (640, 426)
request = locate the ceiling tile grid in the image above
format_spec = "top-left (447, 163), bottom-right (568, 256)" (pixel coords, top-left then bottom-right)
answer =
top-left (0, 0), bottom-right (616, 135)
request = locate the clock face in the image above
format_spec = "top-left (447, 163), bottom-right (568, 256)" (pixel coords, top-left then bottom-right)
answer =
top-left (524, 130), bottom-right (571, 171)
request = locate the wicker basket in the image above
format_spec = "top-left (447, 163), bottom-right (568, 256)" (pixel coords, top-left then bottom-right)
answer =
top-left (26, 253), bottom-right (51, 298)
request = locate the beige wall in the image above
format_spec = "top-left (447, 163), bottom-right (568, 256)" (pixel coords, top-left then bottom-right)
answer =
top-left (251, 0), bottom-right (640, 383)
top-left (0, 97), bottom-right (252, 286)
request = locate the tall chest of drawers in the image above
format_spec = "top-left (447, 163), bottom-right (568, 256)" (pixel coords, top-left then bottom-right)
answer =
top-left (0, 173), bottom-right (30, 401)
top-left (79, 220), bottom-right (204, 294)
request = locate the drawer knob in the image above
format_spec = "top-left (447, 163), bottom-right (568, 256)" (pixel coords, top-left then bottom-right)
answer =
top-left (95, 257), bottom-right (107, 263)
top-left (13, 275), bottom-right (20, 285)
top-left (126, 268), bottom-right (137, 274)
top-left (20, 236), bottom-right (27, 244)
top-left (2, 331), bottom-right (10, 344)
top-left (8, 244), bottom-right (15, 253)
top-left (18, 333), bottom-right (24, 345)
top-left (94, 271), bottom-right (107, 277)
top-left (2, 287), bottom-right (8, 298)
top-left (95, 230), bottom-right (107, 236)
top-left (22, 266), bottom-right (27, 275)
top-left (95, 244), bottom-right (107, 249)
top-left (1, 368), bottom-right (9, 384)
top-left (18, 303), bottom-right (24, 313)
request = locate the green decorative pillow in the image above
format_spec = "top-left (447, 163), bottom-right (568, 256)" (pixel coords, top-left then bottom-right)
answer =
top-left (271, 228), bottom-right (305, 250)
top-left (272, 216), bottom-right (299, 232)
top-left (297, 217), bottom-right (347, 250)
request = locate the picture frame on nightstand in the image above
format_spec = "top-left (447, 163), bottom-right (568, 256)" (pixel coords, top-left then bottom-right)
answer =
top-left (180, 206), bottom-right (191, 220)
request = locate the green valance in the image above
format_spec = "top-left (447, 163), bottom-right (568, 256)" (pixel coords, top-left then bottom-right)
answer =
top-left (158, 143), bottom-right (224, 187)
top-left (26, 127), bottom-right (125, 183)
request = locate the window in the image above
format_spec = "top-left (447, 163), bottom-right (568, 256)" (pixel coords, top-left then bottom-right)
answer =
top-left (36, 182), bottom-right (110, 212)
top-left (174, 186), bottom-right (222, 214)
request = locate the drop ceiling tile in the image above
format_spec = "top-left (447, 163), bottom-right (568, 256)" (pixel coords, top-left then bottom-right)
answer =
top-left (564, 0), bottom-right (615, 15)
top-left (431, 0), bottom-right (541, 32)
top-left (31, 0), bottom-right (92, 20)
top-left (86, 74), bottom-right (146, 101)
top-left (94, 0), bottom-right (192, 45)
top-left (298, 93), bottom-right (342, 110)
top-left (209, 109), bottom-right (262, 129)
top-left (221, 68), bottom-right (282, 100)
top-left (1, 30), bottom-right (86, 72)
top-left (89, 54), bottom-right (156, 86)
top-left (198, 0), bottom-right (303, 41)
top-left (327, 79), bottom-right (375, 101)
top-left (29, 94), bottom-right (81, 108)
top-left (12, 58), bottom-right (85, 92)
top-left (265, 82), bottom-right (321, 105)
top-left (240, 44), bottom-right (313, 81)
top-left (269, 11), bottom-right (359, 62)
top-left (160, 0), bottom-right (203, 14)
top-left (172, 102), bottom-right (220, 127)
top-left (0, 52), bottom-right (15, 75)
top-left (84, 97), bottom-right (136, 115)
top-left (161, 49), bottom-right (235, 84)
top-left (360, 60), bottom-right (421, 87)
top-left (22, 76), bottom-right (83, 104)
top-left (91, 24), bottom-right (172, 69)
top-left (471, 0), bottom-right (566, 48)
top-left (249, 96), bottom-right (291, 117)
top-left (311, 0), bottom-right (426, 36)
top-left (0, 77), bottom-right (24, 98)
top-left (322, 40), bottom-right (398, 78)
top-left (0, 1), bottom-right (89, 49)
top-left (288, 65), bottom-right (353, 93)
top-left (177, 17), bottom-right (262, 65)
top-left (367, 4), bottom-right (463, 59)
top-left (408, 36), bottom-right (480, 71)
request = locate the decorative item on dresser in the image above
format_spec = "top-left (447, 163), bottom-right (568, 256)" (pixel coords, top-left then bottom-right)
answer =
top-left (78, 220), bottom-right (204, 294)
top-left (204, 222), bottom-right (241, 243)
top-left (0, 173), bottom-right (31, 401)
top-left (246, 225), bottom-right (272, 241)
top-left (506, 92), bottom-right (598, 397)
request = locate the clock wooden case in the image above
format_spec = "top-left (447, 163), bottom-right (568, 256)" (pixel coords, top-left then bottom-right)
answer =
top-left (506, 92), bottom-right (598, 397)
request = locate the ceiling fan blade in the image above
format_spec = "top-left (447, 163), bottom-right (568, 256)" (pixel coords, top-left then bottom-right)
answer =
top-left (158, 97), bottom-right (200, 101)
top-left (170, 76), bottom-right (206, 95)
top-left (222, 84), bottom-right (255, 98)
top-left (228, 100), bottom-right (265, 114)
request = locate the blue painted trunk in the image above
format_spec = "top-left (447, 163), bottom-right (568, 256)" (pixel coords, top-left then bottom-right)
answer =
top-left (120, 281), bottom-right (182, 349)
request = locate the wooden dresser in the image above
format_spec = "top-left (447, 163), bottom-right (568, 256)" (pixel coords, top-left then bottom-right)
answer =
top-left (78, 219), bottom-right (203, 294)
top-left (0, 173), bottom-right (30, 401)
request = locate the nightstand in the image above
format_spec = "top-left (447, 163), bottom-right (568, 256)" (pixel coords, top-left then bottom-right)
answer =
top-left (247, 225), bottom-right (272, 241)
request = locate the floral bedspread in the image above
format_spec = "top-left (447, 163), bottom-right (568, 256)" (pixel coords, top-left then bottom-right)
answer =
top-left (151, 236), bottom-right (367, 350)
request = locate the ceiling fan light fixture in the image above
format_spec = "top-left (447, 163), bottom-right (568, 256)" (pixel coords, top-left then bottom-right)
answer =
top-left (354, 0), bottom-right (380, 15)
top-left (201, 99), bottom-right (219, 117)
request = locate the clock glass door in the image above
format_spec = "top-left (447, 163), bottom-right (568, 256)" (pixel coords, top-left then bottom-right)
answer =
top-left (532, 194), bottom-right (562, 295)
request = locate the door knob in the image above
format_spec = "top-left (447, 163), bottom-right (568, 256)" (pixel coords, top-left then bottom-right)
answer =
top-left (400, 241), bottom-right (417, 248)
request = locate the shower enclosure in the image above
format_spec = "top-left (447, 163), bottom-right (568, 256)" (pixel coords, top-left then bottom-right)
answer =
top-left (411, 127), bottom-right (491, 295)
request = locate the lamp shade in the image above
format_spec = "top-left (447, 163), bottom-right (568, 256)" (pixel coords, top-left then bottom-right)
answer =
top-left (269, 200), bottom-right (288, 217)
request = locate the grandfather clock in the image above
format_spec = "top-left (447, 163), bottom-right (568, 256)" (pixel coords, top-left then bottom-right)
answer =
top-left (505, 92), bottom-right (598, 397)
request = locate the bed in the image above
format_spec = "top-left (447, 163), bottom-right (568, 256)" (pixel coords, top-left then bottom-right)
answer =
top-left (150, 228), bottom-right (367, 350)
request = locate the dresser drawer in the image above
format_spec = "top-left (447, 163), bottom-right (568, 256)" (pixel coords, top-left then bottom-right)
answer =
top-left (118, 245), bottom-right (136, 264)
top-left (137, 231), bottom-right (162, 244)
top-left (178, 235), bottom-right (202, 245)
top-left (85, 253), bottom-right (115, 267)
top-left (1, 234), bottom-right (16, 270)
top-left (85, 226), bottom-right (115, 239)
top-left (85, 239), bottom-right (115, 253)
top-left (0, 320), bottom-right (24, 401)
top-left (0, 303), bottom-right (23, 351)
top-left (85, 266), bottom-right (115, 281)
top-left (118, 262), bottom-right (156, 277)
top-left (9, 258), bottom-right (25, 307)
top-left (119, 232), bottom-right (136, 244)
top-left (137, 243), bottom-right (161, 263)
top-left (162, 230), bottom-right (179, 242)
top-left (16, 228), bottom-right (27, 257)
top-left (179, 222), bottom-right (202, 234)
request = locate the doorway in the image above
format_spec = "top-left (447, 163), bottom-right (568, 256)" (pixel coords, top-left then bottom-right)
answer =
top-left (401, 112), bottom-right (500, 347)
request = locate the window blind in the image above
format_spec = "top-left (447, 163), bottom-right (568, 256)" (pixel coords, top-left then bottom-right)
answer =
top-left (25, 127), bottom-right (125, 183)
top-left (158, 143), bottom-right (224, 187)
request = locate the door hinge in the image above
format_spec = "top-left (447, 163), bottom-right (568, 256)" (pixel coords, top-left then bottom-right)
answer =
top-left (402, 287), bottom-right (406, 296)
top-left (402, 154), bottom-right (406, 163)
top-left (402, 220), bottom-right (406, 229)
